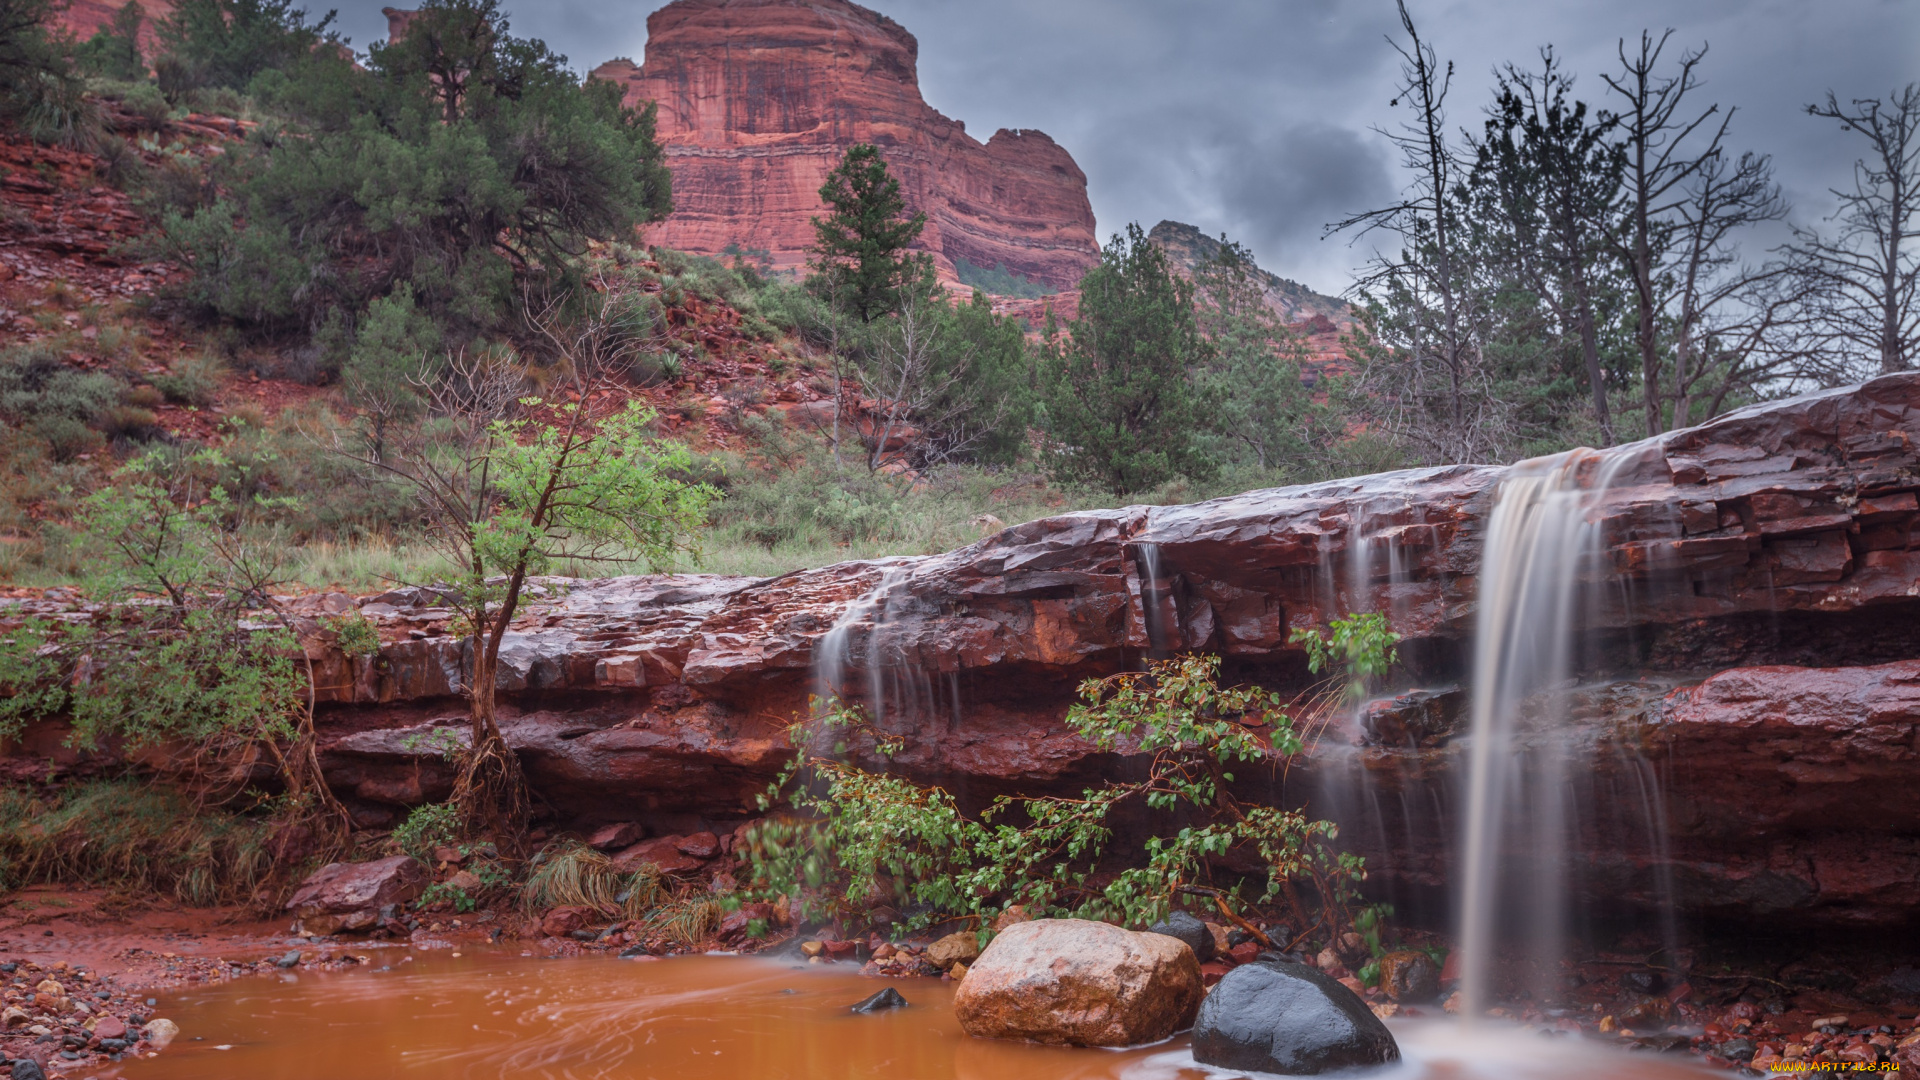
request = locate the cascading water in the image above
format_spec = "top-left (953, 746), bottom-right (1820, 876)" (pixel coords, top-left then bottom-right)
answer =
top-left (1455, 445), bottom-right (1658, 1015)
top-left (811, 567), bottom-right (908, 712)
top-left (811, 565), bottom-right (954, 732)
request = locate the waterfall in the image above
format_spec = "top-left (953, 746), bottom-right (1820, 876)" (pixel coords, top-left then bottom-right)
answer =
top-left (1136, 542), bottom-right (1169, 656)
top-left (1456, 446), bottom-right (1646, 1015)
top-left (811, 566), bottom-right (909, 719)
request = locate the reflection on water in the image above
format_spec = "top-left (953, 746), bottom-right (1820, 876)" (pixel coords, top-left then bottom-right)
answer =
top-left (118, 953), bottom-right (1716, 1080)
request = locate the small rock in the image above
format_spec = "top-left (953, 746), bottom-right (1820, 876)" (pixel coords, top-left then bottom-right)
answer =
top-left (849, 988), bottom-right (908, 1013)
top-left (3, 1006), bottom-right (29, 1029)
top-left (1146, 910), bottom-right (1216, 963)
top-left (1316, 947), bottom-right (1342, 972)
top-left (926, 930), bottom-right (982, 970)
top-left (991, 904), bottom-right (1032, 932)
top-left (1620, 995), bottom-right (1676, 1031)
top-left (142, 1018), bottom-right (179, 1048)
top-left (950, 961), bottom-right (970, 981)
top-left (91, 1015), bottom-right (126, 1040)
top-left (275, 951), bottom-right (302, 969)
top-left (676, 831), bottom-right (721, 859)
top-left (1811, 1014), bottom-right (1850, 1030)
top-left (1378, 950), bottom-right (1442, 1003)
top-left (10, 1059), bottom-right (45, 1080)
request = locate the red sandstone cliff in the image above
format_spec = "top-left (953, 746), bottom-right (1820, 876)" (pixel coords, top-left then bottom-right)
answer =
top-left (55, 0), bottom-right (172, 51)
top-left (589, 0), bottom-right (1100, 291)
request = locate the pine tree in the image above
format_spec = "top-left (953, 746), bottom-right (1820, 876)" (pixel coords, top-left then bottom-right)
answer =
top-left (1041, 224), bottom-right (1216, 494)
top-left (809, 143), bottom-right (931, 322)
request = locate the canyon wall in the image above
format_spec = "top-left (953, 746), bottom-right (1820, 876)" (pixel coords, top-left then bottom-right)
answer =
top-left (589, 0), bottom-right (1100, 291)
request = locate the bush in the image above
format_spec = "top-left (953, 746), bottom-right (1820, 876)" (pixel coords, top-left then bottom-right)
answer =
top-left (392, 801), bottom-right (459, 860)
top-left (151, 352), bottom-right (226, 405)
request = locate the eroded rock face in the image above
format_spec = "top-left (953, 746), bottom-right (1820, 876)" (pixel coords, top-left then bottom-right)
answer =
top-left (590, 0), bottom-right (1099, 291)
top-left (952, 919), bottom-right (1203, 1047)
top-left (1192, 960), bottom-right (1400, 1075)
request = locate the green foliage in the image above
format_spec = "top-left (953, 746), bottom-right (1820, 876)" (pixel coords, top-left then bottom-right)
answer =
top-left (808, 143), bottom-right (931, 322)
top-left (1041, 224), bottom-right (1218, 493)
top-left (392, 801), bottom-right (460, 860)
top-left (953, 257), bottom-right (1054, 299)
top-left (748, 655), bottom-right (1362, 934)
top-left (1290, 612), bottom-right (1401, 703)
top-left (74, 1), bottom-right (147, 82)
top-left (0, 0), bottom-right (95, 146)
top-left (0, 616), bottom-right (64, 736)
top-left (0, 780), bottom-right (276, 904)
top-left (156, 0), bottom-right (673, 349)
top-left (154, 0), bottom-right (336, 97)
top-left (325, 611), bottom-right (381, 658)
top-left (151, 352), bottom-right (227, 406)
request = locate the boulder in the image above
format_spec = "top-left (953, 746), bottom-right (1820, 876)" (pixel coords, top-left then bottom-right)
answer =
top-left (541, 906), bottom-right (593, 938)
top-left (586, 822), bottom-right (646, 851)
top-left (926, 930), bottom-right (982, 970)
top-left (1193, 960), bottom-right (1400, 1075)
top-left (1378, 950), bottom-right (1441, 1003)
top-left (1146, 910), bottom-right (1215, 963)
top-left (953, 918), bottom-right (1203, 1047)
top-left (285, 856), bottom-right (428, 935)
top-left (609, 835), bottom-right (707, 875)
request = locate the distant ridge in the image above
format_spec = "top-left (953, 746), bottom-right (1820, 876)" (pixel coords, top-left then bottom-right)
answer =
top-left (1148, 220), bottom-right (1352, 328)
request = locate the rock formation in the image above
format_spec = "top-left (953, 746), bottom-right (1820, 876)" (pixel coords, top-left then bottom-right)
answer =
top-left (588, 0), bottom-right (1099, 291)
top-left (1148, 220), bottom-right (1351, 327)
top-left (8, 374), bottom-right (1920, 930)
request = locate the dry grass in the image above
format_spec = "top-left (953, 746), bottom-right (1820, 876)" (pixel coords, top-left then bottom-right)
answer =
top-left (0, 781), bottom-right (277, 906)
top-left (518, 839), bottom-right (670, 919)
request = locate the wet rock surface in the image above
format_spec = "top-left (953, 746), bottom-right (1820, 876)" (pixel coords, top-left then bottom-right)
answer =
top-left (1192, 959), bottom-right (1401, 1075)
top-left (1146, 910), bottom-right (1217, 964)
top-left (285, 857), bottom-right (429, 936)
top-left (8, 375), bottom-right (1920, 929)
top-left (952, 919), bottom-right (1203, 1047)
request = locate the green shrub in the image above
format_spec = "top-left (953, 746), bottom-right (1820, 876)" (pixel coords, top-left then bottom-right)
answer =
top-left (392, 801), bottom-right (460, 860)
top-left (151, 353), bottom-right (226, 405)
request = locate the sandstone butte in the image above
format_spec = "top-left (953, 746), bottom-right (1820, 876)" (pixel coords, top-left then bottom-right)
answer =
top-left (9, 374), bottom-right (1920, 931)
top-left (588, 0), bottom-right (1100, 292)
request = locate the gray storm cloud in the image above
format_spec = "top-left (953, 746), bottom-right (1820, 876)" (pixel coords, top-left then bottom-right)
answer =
top-left (326, 0), bottom-right (1917, 297)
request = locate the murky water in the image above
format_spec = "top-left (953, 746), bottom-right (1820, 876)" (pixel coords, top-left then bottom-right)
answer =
top-left (113, 951), bottom-right (1717, 1080)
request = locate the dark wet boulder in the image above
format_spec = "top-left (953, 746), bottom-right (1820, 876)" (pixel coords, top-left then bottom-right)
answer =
top-left (1192, 960), bottom-right (1400, 1075)
top-left (1146, 910), bottom-right (1215, 963)
top-left (850, 988), bottom-right (908, 1013)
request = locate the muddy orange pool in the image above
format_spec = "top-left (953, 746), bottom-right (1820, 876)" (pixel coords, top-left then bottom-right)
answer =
top-left (109, 950), bottom-right (1719, 1079)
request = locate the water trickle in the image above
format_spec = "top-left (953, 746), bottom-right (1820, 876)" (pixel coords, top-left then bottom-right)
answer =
top-left (810, 565), bottom-right (948, 731)
top-left (1134, 542), bottom-right (1170, 656)
top-left (1456, 446), bottom-right (1650, 1016)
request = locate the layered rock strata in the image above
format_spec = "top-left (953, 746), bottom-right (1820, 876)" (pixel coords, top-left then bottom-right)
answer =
top-left (589, 0), bottom-right (1099, 290)
top-left (6, 375), bottom-right (1920, 927)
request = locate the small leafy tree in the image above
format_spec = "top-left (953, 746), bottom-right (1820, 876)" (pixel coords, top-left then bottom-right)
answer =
top-left (0, 450), bottom-right (348, 860)
top-left (1041, 223), bottom-right (1217, 493)
top-left (749, 654), bottom-right (1370, 941)
top-left (1194, 237), bottom-right (1335, 473)
top-left (809, 143), bottom-right (932, 323)
top-left (336, 300), bottom-right (715, 849)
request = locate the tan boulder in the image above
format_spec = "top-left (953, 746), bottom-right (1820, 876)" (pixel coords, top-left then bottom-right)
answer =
top-left (926, 930), bottom-right (982, 970)
top-left (953, 918), bottom-right (1203, 1047)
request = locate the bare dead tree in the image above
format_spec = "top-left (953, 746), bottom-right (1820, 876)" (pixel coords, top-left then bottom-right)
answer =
top-left (1602, 31), bottom-right (1735, 436)
top-left (1787, 84), bottom-right (1920, 376)
top-left (1329, 0), bottom-right (1510, 465)
top-left (856, 287), bottom-right (1005, 472)
top-left (1663, 150), bottom-right (1817, 420)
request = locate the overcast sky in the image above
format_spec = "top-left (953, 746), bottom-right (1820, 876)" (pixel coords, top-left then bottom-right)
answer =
top-left (324, 0), bottom-right (1915, 297)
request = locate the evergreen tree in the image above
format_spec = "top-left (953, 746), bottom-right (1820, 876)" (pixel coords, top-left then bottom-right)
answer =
top-left (1194, 238), bottom-right (1331, 473)
top-left (155, 0), bottom-right (336, 96)
top-left (809, 143), bottom-right (931, 322)
top-left (76, 1), bottom-right (147, 82)
top-left (1041, 224), bottom-right (1216, 494)
top-left (153, 0), bottom-right (674, 362)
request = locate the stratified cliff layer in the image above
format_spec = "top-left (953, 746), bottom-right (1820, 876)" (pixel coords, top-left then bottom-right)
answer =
top-left (590, 0), bottom-right (1099, 290)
